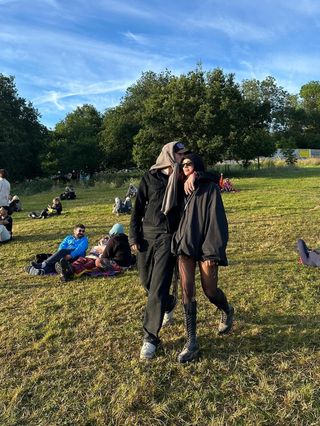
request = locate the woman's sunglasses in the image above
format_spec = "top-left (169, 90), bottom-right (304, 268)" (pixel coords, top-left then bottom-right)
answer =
top-left (182, 161), bottom-right (193, 168)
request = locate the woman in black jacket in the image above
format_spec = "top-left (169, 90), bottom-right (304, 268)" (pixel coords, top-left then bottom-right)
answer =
top-left (172, 153), bottom-right (234, 363)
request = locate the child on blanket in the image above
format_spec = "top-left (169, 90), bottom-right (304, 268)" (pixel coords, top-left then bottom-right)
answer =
top-left (56, 223), bottom-right (134, 282)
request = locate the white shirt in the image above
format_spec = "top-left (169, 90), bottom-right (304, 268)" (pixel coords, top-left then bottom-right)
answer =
top-left (0, 178), bottom-right (10, 207)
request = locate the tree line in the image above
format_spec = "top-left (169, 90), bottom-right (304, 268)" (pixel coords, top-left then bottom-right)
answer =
top-left (1, 68), bottom-right (320, 181)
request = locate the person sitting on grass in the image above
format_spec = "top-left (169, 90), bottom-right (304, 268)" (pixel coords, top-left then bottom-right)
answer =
top-left (221, 178), bottom-right (237, 193)
top-left (8, 195), bottom-right (22, 214)
top-left (25, 224), bottom-right (89, 276)
top-left (60, 186), bottom-right (76, 200)
top-left (29, 197), bottom-right (62, 219)
top-left (56, 223), bottom-right (134, 282)
top-left (112, 197), bottom-right (132, 215)
top-left (297, 239), bottom-right (320, 267)
top-left (125, 184), bottom-right (138, 199)
top-left (0, 206), bottom-right (13, 243)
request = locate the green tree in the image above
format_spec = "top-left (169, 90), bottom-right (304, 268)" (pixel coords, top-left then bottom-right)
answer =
top-left (133, 68), bottom-right (207, 167)
top-left (0, 74), bottom-right (48, 180)
top-left (49, 104), bottom-right (103, 174)
top-left (100, 70), bottom-right (173, 168)
top-left (100, 107), bottom-right (137, 168)
top-left (300, 81), bottom-right (320, 112)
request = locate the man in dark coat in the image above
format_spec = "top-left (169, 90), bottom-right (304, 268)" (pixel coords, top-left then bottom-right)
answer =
top-left (130, 141), bottom-right (194, 360)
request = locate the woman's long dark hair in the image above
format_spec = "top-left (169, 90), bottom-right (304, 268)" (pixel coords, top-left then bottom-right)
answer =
top-left (182, 153), bottom-right (206, 172)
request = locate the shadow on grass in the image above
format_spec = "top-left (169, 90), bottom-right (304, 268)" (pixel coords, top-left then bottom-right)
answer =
top-left (11, 234), bottom-right (60, 243)
top-left (229, 257), bottom-right (293, 265)
top-left (161, 309), bottom-right (320, 360)
top-left (229, 212), bottom-right (302, 225)
top-left (197, 312), bottom-right (320, 359)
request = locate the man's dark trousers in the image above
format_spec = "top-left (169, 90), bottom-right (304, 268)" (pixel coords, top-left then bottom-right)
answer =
top-left (138, 234), bottom-right (176, 345)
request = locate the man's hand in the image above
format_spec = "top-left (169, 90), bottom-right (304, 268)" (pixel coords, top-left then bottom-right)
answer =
top-left (65, 254), bottom-right (72, 260)
top-left (184, 172), bottom-right (197, 195)
top-left (131, 244), bottom-right (140, 253)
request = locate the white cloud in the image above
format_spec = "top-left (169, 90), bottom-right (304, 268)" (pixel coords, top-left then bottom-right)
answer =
top-left (122, 31), bottom-right (148, 45)
top-left (97, 0), bottom-right (153, 19)
top-left (0, 23), bottom-right (174, 79)
top-left (262, 54), bottom-right (320, 76)
top-left (283, 0), bottom-right (320, 16)
top-left (32, 80), bottom-right (132, 107)
top-left (187, 16), bottom-right (274, 41)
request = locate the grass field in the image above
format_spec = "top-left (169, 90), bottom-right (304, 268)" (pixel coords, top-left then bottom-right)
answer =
top-left (1, 169), bottom-right (320, 425)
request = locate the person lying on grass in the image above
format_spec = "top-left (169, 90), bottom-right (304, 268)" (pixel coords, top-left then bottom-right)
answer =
top-left (56, 223), bottom-right (135, 282)
top-left (297, 239), bottom-right (320, 267)
top-left (28, 197), bottom-right (62, 219)
top-left (25, 224), bottom-right (89, 276)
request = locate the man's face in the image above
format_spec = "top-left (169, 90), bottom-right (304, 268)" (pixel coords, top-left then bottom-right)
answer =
top-left (174, 150), bottom-right (185, 164)
top-left (74, 227), bottom-right (86, 239)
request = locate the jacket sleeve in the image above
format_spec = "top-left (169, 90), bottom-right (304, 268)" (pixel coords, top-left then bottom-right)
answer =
top-left (197, 171), bottom-right (220, 185)
top-left (129, 175), bottom-right (148, 245)
top-left (70, 237), bottom-right (89, 259)
top-left (59, 236), bottom-right (69, 250)
top-left (101, 237), bottom-right (115, 259)
top-left (202, 185), bottom-right (229, 265)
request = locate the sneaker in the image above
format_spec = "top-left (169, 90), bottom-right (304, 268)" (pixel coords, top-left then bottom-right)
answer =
top-left (162, 294), bottom-right (177, 326)
top-left (28, 266), bottom-right (45, 276)
top-left (140, 341), bottom-right (157, 360)
top-left (24, 265), bottom-right (32, 273)
top-left (55, 259), bottom-right (73, 282)
top-left (162, 309), bottom-right (174, 326)
top-left (55, 262), bottom-right (66, 281)
top-left (61, 258), bottom-right (73, 275)
top-left (218, 305), bottom-right (234, 334)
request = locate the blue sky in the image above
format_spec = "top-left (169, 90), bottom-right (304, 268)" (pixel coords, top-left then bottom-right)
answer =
top-left (1, 0), bottom-right (319, 129)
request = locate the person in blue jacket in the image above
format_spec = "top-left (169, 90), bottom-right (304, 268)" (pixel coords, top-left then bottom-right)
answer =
top-left (26, 224), bottom-right (89, 276)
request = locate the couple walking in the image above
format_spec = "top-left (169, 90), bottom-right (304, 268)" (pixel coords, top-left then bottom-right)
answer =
top-left (130, 141), bottom-right (234, 363)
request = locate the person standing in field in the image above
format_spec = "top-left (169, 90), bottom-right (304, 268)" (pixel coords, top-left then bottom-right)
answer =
top-left (130, 140), bottom-right (196, 360)
top-left (172, 153), bottom-right (234, 363)
top-left (0, 169), bottom-right (10, 209)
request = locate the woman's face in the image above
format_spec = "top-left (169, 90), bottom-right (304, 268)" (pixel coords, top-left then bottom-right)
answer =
top-left (181, 159), bottom-right (195, 177)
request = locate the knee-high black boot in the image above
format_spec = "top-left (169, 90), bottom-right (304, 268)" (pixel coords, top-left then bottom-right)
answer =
top-left (209, 288), bottom-right (234, 335)
top-left (178, 301), bottom-right (199, 363)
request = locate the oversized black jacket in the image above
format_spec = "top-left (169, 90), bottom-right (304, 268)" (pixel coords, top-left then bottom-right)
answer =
top-left (102, 234), bottom-right (132, 267)
top-left (129, 170), bottom-right (185, 245)
top-left (172, 179), bottom-right (228, 265)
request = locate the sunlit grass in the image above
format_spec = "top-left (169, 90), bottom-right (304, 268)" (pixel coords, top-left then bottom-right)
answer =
top-left (1, 168), bottom-right (320, 425)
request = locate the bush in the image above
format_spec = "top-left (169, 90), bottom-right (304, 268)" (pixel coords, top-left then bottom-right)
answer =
top-left (11, 178), bottom-right (54, 195)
